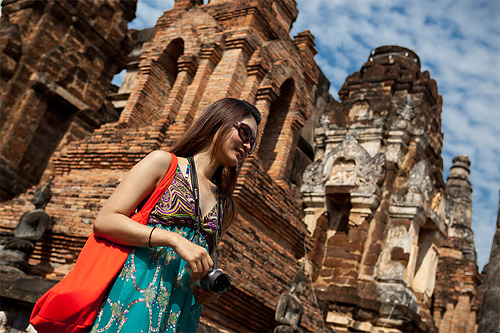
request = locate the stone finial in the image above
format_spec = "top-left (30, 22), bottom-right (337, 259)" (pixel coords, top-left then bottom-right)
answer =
top-left (445, 155), bottom-right (473, 205)
top-left (445, 155), bottom-right (475, 260)
top-left (447, 155), bottom-right (471, 182)
top-left (446, 155), bottom-right (472, 202)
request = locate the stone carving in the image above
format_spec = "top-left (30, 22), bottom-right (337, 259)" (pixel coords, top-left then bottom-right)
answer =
top-left (396, 94), bottom-right (415, 121)
top-left (0, 181), bottom-right (52, 274)
top-left (328, 158), bottom-right (356, 185)
top-left (302, 160), bottom-right (324, 192)
top-left (301, 136), bottom-right (386, 196)
top-left (405, 160), bottom-right (433, 205)
top-left (274, 269), bottom-right (308, 333)
top-left (377, 282), bottom-right (420, 316)
top-left (319, 113), bottom-right (330, 130)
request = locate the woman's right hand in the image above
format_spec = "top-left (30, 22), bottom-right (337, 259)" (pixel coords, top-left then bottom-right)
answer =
top-left (172, 234), bottom-right (213, 282)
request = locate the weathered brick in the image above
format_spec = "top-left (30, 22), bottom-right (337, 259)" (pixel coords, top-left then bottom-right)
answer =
top-left (0, 3), bottom-right (486, 333)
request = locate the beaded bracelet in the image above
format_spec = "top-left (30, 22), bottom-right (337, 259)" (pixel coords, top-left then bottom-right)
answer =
top-left (149, 226), bottom-right (157, 248)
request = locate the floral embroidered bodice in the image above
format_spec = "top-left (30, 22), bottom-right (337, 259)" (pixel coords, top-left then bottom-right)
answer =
top-left (148, 165), bottom-right (220, 254)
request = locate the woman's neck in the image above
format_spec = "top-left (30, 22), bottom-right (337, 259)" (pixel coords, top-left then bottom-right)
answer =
top-left (192, 150), bottom-right (219, 182)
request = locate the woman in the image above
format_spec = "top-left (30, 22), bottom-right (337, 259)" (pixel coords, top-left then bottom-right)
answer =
top-left (90, 98), bottom-right (261, 332)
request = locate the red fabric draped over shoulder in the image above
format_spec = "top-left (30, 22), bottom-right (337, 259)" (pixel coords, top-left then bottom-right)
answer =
top-left (30, 153), bottom-right (178, 332)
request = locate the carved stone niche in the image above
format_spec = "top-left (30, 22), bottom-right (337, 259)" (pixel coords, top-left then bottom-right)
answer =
top-left (301, 136), bottom-right (386, 226)
top-left (406, 161), bottom-right (433, 203)
top-left (394, 93), bottom-right (416, 126)
top-left (379, 160), bottom-right (445, 311)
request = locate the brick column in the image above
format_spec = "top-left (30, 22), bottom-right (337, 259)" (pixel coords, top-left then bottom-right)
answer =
top-left (160, 54), bottom-right (198, 120)
top-left (175, 44), bottom-right (223, 124)
top-left (194, 36), bottom-right (255, 119)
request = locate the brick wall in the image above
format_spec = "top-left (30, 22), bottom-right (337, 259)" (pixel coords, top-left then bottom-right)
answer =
top-left (0, 0), bottom-right (136, 200)
top-left (0, 2), bottom-right (485, 332)
top-left (0, 0), bottom-right (328, 332)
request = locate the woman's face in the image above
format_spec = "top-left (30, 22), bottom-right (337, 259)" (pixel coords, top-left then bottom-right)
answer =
top-left (215, 115), bottom-right (258, 167)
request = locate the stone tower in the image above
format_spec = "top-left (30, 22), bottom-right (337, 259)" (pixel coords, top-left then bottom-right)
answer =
top-left (433, 156), bottom-right (481, 333)
top-left (301, 46), bottom-right (481, 332)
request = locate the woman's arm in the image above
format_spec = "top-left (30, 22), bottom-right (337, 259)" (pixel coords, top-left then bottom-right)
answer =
top-left (93, 150), bottom-right (171, 246)
top-left (93, 150), bottom-right (213, 281)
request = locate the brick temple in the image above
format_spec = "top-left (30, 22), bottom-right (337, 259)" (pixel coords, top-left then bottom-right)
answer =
top-left (1, 0), bottom-right (497, 332)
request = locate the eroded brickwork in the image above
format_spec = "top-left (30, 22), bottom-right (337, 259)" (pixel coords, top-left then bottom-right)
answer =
top-left (301, 46), bottom-right (482, 332)
top-left (0, 0), bottom-right (136, 200)
top-left (477, 195), bottom-right (500, 332)
top-left (0, 1), bottom-right (487, 332)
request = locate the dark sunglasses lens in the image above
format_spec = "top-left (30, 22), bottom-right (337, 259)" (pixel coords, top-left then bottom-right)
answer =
top-left (237, 123), bottom-right (256, 154)
top-left (239, 124), bottom-right (252, 141)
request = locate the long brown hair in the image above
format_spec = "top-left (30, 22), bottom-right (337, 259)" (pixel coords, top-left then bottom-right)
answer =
top-left (169, 98), bottom-right (261, 231)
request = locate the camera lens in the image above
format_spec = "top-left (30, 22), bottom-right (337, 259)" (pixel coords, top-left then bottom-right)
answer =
top-left (201, 269), bottom-right (231, 294)
top-left (212, 273), bottom-right (230, 293)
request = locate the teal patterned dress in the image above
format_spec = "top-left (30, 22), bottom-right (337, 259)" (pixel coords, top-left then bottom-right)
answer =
top-left (91, 165), bottom-right (219, 333)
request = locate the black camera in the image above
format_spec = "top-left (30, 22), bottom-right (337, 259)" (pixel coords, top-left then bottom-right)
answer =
top-left (200, 268), bottom-right (230, 294)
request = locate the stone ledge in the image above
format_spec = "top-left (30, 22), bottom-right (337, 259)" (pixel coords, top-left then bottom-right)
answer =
top-left (0, 269), bottom-right (58, 304)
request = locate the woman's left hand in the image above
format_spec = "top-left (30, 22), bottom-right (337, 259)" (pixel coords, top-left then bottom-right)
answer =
top-left (192, 286), bottom-right (220, 305)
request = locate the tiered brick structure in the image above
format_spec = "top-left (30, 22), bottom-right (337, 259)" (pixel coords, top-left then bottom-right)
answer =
top-left (0, 1), bottom-right (488, 332)
top-left (301, 46), bottom-right (482, 332)
top-left (1, 0), bottom-right (330, 331)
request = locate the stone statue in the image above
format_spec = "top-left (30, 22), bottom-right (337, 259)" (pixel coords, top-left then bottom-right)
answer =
top-left (396, 94), bottom-right (415, 121)
top-left (0, 181), bottom-right (52, 273)
top-left (274, 268), bottom-right (308, 333)
top-left (15, 181), bottom-right (52, 241)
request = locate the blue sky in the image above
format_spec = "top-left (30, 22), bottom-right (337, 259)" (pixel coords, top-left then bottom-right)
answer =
top-left (119, 0), bottom-right (500, 270)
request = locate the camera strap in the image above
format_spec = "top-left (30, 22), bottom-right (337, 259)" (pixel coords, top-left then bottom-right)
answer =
top-left (187, 156), bottom-right (222, 269)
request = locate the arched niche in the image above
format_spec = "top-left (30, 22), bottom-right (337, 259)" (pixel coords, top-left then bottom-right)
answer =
top-left (258, 78), bottom-right (295, 173)
top-left (301, 136), bottom-right (386, 231)
top-left (120, 37), bottom-right (185, 125)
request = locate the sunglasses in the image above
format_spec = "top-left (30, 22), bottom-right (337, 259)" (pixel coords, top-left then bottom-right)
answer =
top-left (234, 122), bottom-right (257, 155)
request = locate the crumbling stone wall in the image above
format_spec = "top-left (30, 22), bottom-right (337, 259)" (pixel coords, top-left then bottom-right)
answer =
top-left (301, 46), bottom-right (482, 332)
top-left (0, 0), bottom-right (136, 201)
top-left (1, 0), bottom-right (329, 331)
top-left (477, 194), bottom-right (500, 333)
top-left (0, 1), bottom-right (487, 332)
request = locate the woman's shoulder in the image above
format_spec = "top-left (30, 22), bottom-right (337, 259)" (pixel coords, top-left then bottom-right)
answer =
top-left (139, 150), bottom-right (175, 180)
top-left (147, 150), bottom-right (173, 164)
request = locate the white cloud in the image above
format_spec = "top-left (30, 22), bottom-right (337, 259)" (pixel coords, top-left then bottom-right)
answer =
top-left (130, 0), bottom-right (174, 30)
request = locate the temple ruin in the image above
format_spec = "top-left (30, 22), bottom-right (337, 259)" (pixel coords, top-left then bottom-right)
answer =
top-left (1, 0), bottom-right (495, 332)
